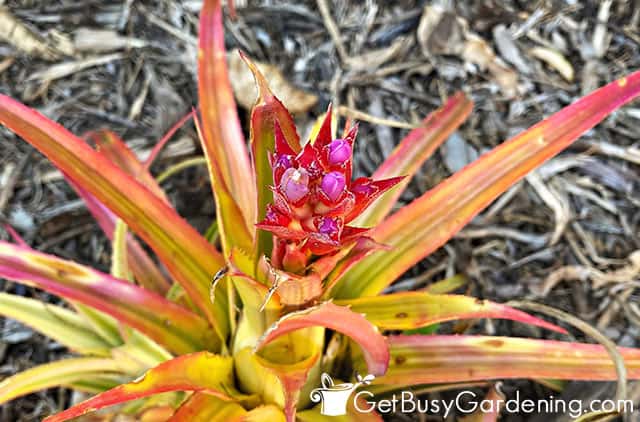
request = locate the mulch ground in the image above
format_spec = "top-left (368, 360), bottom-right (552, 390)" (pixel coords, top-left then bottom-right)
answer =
top-left (1, 1), bottom-right (640, 420)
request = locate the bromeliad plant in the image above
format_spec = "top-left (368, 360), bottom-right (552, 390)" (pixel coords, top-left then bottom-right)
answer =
top-left (1, 1), bottom-right (640, 420)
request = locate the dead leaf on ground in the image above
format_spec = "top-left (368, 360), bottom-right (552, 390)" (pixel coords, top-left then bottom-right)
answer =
top-left (27, 53), bottom-right (125, 82)
top-left (538, 250), bottom-right (640, 295)
top-left (0, 56), bottom-right (14, 74)
top-left (530, 46), bottom-right (575, 82)
top-left (344, 36), bottom-right (409, 71)
top-left (493, 24), bottom-right (531, 74)
top-left (73, 28), bottom-right (147, 53)
top-left (228, 49), bottom-right (318, 114)
top-left (0, 7), bottom-right (73, 60)
top-left (417, 4), bottom-right (519, 97)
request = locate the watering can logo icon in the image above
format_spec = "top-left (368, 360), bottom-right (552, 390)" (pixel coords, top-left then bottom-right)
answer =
top-left (310, 373), bottom-right (375, 416)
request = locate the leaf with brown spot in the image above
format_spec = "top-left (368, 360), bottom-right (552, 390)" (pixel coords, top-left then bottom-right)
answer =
top-left (335, 292), bottom-right (565, 333)
top-left (45, 353), bottom-right (236, 422)
top-left (373, 335), bottom-right (640, 385)
top-left (0, 241), bottom-right (215, 354)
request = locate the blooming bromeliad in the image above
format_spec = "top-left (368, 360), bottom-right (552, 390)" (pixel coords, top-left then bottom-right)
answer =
top-left (1, 0), bottom-right (640, 421)
top-left (259, 116), bottom-right (402, 273)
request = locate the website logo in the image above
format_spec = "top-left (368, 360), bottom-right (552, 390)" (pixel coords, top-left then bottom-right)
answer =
top-left (309, 373), bottom-right (375, 416)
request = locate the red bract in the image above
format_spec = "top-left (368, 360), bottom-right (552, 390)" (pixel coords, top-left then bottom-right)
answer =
top-left (257, 111), bottom-right (403, 270)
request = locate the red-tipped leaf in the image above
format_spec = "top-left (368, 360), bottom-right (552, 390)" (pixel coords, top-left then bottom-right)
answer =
top-left (44, 352), bottom-right (235, 422)
top-left (243, 52), bottom-right (301, 259)
top-left (354, 92), bottom-right (473, 226)
top-left (336, 292), bottom-right (566, 333)
top-left (198, 0), bottom-right (256, 231)
top-left (257, 302), bottom-right (389, 376)
top-left (375, 335), bottom-right (640, 385)
top-left (334, 71), bottom-right (640, 298)
top-left (0, 94), bottom-right (227, 338)
top-left (0, 241), bottom-right (216, 354)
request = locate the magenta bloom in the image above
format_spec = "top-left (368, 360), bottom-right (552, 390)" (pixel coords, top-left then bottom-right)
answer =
top-left (327, 139), bottom-right (352, 165)
top-left (280, 167), bottom-right (310, 203)
top-left (257, 111), bottom-right (403, 268)
top-left (321, 172), bottom-right (346, 202)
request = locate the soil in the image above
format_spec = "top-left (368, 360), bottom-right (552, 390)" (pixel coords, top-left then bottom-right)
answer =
top-left (1, 1), bottom-right (640, 421)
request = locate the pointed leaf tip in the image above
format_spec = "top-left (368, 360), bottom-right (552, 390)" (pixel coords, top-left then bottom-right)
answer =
top-left (44, 352), bottom-right (234, 422)
top-left (336, 71), bottom-right (640, 298)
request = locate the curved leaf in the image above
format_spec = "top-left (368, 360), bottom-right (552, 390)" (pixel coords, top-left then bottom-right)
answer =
top-left (168, 393), bottom-right (246, 421)
top-left (44, 352), bottom-right (235, 422)
top-left (169, 393), bottom-right (285, 422)
top-left (354, 92), bottom-right (473, 226)
top-left (243, 52), bottom-right (301, 259)
top-left (0, 292), bottom-right (110, 355)
top-left (198, 0), bottom-right (256, 232)
top-left (0, 94), bottom-right (227, 338)
top-left (334, 71), bottom-right (640, 298)
top-left (376, 335), bottom-right (640, 385)
top-left (259, 353), bottom-right (320, 421)
top-left (336, 292), bottom-right (566, 333)
top-left (0, 358), bottom-right (123, 405)
top-left (257, 302), bottom-right (389, 376)
top-left (0, 241), bottom-right (216, 354)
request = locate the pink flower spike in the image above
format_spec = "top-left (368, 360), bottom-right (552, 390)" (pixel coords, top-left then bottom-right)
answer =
top-left (320, 171), bottom-right (346, 202)
top-left (327, 139), bottom-right (352, 166)
top-left (280, 167), bottom-right (310, 203)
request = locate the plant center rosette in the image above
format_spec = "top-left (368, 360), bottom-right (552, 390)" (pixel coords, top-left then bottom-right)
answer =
top-left (255, 114), bottom-right (403, 306)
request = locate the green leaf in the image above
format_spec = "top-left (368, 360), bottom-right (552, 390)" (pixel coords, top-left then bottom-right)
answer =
top-left (0, 292), bottom-right (110, 355)
top-left (402, 324), bottom-right (439, 335)
top-left (0, 94), bottom-right (227, 340)
top-left (424, 274), bottom-right (468, 294)
top-left (0, 358), bottom-right (124, 405)
top-left (354, 92), bottom-right (473, 227)
top-left (67, 374), bottom-right (128, 394)
top-left (375, 335), bottom-right (640, 385)
top-left (198, 0), bottom-right (256, 235)
top-left (44, 352), bottom-right (236, 422)
top-left (0, 241), bottom-right (216, 354)
top-left (335, 292), bottom-right (565, 333)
